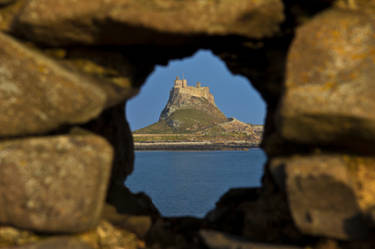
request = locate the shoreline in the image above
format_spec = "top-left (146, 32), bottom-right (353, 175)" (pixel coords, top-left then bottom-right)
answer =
top-left (134, 141), bottom-right (260, 151)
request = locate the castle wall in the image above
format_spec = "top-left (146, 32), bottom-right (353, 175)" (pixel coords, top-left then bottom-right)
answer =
top-left (172, 78), bottom-right (215, 104)
top-left (174, 86), bottom-right (214, 104)
top-left (174, 79), bottom-right (187, 88)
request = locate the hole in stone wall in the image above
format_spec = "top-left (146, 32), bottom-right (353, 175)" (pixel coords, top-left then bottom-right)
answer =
top-left (125, 49), bottom-right (267, 218)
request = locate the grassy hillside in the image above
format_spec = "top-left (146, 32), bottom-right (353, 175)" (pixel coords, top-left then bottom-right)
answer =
top-left (134, 120), bottom-right (174, 134)
top-left (135, 108), bottom-right (227, 134)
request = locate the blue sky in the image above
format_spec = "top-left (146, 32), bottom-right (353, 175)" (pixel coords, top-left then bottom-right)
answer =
top-left (126, 50), bottom-right (266, 131)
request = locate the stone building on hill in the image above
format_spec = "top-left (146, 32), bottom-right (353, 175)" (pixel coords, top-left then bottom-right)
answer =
top-left (172, 76), bottom-right (215, 105)
top-left (159, 76), bottom-right (226, 122)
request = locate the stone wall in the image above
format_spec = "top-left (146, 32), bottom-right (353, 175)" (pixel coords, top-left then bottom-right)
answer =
top-left (0, 0), bottom-right (375, 249)
top-left (173, 86), bottom-right (215, 105)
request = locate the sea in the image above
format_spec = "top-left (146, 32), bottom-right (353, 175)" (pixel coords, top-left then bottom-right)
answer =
top-left (125, 149), bottom-right (267, 218)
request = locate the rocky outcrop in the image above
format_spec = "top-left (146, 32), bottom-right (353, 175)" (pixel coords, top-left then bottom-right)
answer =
top-left (137, 78), bottom-right (228, 134)
top-left (137, 79), bottom-right (263, 139)
top-left (159, 78), bottom-right (227, 127)
top-left (218, 118), bottom-right (262, 138)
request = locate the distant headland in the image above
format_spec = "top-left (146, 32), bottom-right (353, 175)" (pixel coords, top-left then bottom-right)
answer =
top-left (133, 77), bottom-right (263, 150)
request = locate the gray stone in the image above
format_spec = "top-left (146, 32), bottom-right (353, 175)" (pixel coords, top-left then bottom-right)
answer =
top-left (12, 0), bottom-right (284, 46)
top-left (200, 230), bottom-right (302, 249)
top-left (277, 154), bottom-right (375, 240)
top-left (0, 135), bottom-right (113, 233)
top-left (0, 32), bottom-right (107, 137)
top-left (277, 9), bottom-right (375, 152)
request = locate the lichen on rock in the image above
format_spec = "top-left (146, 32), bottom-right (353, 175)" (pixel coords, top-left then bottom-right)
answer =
top-left (0, 134), bottom-right (113, 233)
top-left (11, 0), bottom-right (284, 46)
top-left (0, 0), bottom-right (375, 248)
top-left (270, 154), bottom-right (375, 240)
top-left (277, 8), bottom-right (375, 153)
top-left (0, 32), bottom-right (107, 137)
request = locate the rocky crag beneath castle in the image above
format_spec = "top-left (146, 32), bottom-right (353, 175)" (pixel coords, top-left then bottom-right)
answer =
top-left (159, 77), bottom-right (228, 132)
top-left (0, 0), bottom-right (375, 249)
top-left (134, 77), bottom-right (263, 150)
top-left (160, 77), bottom-right (226, 126)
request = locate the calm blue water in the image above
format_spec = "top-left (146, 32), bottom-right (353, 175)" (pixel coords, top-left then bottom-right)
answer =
top-left (126, 149), bottom-right (266, 217)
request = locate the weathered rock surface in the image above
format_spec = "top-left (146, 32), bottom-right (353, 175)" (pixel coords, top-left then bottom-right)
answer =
top-left (208, 118), bottom-right (262, 140)
top-left (277, 8), bottom-right (375, 152)
top-left (50, 48), bottom-right (146, 108)
top-left (271, 154), bottom-right (375, 240)
top-left (0, 220), bottom-right (146, 249)
top-left (0, 0), bottom-right (16, 6)
top-left (0, 226), bottom-right (38, 247)
top-left (200, 230), bottom-right (303, 249)
top-left (0, 135), bottom-right (113, 233)
top-left (10, 238), bottom-right (94, 249)
top-left (79, 220), bottom-right (145, 249)
top-left (0, 1), bottom-right (23, 31)
top-left (12, 0), bottom-right (284, 46)
top-left (0, 32), bottom-right (107, 137)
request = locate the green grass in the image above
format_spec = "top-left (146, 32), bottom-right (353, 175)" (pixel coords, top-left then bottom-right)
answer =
top-left (166, 108), bottom-right (227, 133)
top-left (134, 120), bottom-right (174, 134)
top-left (134, 108), bottom-right (227, 134)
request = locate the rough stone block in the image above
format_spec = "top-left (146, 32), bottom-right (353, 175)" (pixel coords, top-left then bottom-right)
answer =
top-left (12, 0), bottom-right (284, 46)
top-left (277, 9), bottom-right (375, 152)
top-left (12, 238), bottom-right (94, 249)
top-left (274, 154), bottom-right (375, 240)
top-left (0, 32), bottom-right (106, 137)
top-left (0, 220), bottom-right (146, 249)
top-left (0, 135), bottom-right (113, 233)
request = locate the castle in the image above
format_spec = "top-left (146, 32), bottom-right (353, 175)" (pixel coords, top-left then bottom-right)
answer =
top-left (172, 76), bottom-right (215, 105)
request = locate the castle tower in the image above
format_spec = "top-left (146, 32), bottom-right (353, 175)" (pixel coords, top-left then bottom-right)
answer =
top-left (174, 76), bottom-right (183, 88)
top-left (196, 82), bottom-right (201, 88)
